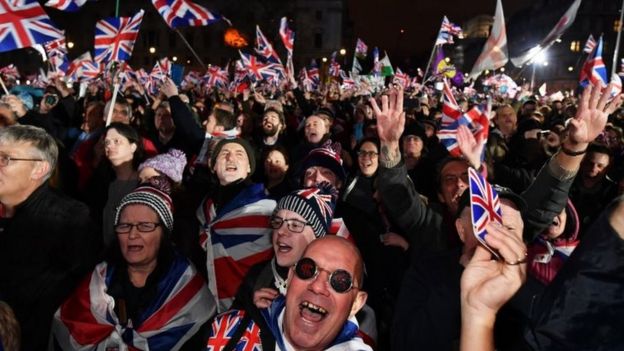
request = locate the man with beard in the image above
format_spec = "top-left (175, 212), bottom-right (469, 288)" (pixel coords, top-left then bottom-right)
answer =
top-left (252, 107), bottom-right (289, 181)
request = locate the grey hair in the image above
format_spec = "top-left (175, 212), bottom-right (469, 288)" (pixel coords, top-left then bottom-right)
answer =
top-left (0, 125), bottom-right (58, 180)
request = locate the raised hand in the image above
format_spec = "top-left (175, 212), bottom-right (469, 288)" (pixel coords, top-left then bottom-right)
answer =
top-left (160, 77), bottom-right (179, 98)
top-left (369, 86), bottom-right (405, 144)
top-left (460, 222), bottom-right (527, 350)
top-left (457, 124), bottom-right (485, 170)
top-left (568, 82), bottom-right (624, 147)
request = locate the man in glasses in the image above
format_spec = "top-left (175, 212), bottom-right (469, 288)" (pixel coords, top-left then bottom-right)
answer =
top-left (0, 125), bottom-right (101, 350)
top-left (205, 236), bottom-right (371, 350)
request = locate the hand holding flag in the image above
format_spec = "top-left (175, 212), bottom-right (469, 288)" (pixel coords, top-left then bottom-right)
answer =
top-left (468, 167), bottom-right (503, 260)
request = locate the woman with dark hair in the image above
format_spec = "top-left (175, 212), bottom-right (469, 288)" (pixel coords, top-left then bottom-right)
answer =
top-left (86, 122), bottom-right (145, 248)
top-left (51, 186), bottom-right (215, 350)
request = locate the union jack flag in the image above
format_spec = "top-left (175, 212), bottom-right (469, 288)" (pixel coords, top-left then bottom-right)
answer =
top-left (52, 254), bottom-right (214, 350)
top-left (0, 0), bottom-right (64, 53)
top-left (583, 34), bottom-right (596, 54)
top-left (44, 36), bottom-right (66, 59)
top-left (44, 0), bottom-right (87, 12)
top-left (151, 0), bottom-right (222, 29)
top-left (204, 65), bottom-right (229, 88)
top-left (299, 67), bottom-right (313, 92)
top-left (65, 52), bottom-right (91, 79)
top-left (610, 72), bottom-right (622, 98)
top-left (393, 67), bottom-right (410, 88)
top-left (436, 16), bottom-right (463, 45)
top-left (437, 80), bottom-right (489, 157)
top-left (150, 57), bottom-right (171, 81)
top-left (296, 186), bottom-right (335, 223)
top-left (579, 35), bottom-right (607, 88)
top-left (0, 64), bottom-right (19, 80)
top-left (355, 38), bottom-right (368, 58)
top-left (468, 167), bottom-right (502, 248)
top-left (239, 51), bottom-right (281, 82)
top-left (279, 17), bottom-right (294, 55)
top-left (94, 9), bottom-right (144, 63)
top-left (329, 60), bottom-right (341, 77)
top-left (307, 59), bottom-right (320, 84)
top-left (206, 310), bottom-right (246, 350)
top-left (340, 70), bottom-right (356, 91)
top-left (255, 25), bottom-right (282, 64)
top-left (198, 183), bottom-right (275, 312)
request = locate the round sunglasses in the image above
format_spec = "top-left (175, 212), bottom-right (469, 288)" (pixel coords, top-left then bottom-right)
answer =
top-left (294, 257), bottom-right (359, 294)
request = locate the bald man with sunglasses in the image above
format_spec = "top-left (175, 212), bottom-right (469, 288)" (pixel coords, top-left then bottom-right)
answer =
top-left (204, 236), bottom-right (371, 351)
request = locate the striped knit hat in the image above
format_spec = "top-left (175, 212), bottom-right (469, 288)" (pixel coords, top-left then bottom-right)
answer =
top-left (274, 183), bottom-right (337, 237)
top-left (114, 185), bottom-right (174, 232)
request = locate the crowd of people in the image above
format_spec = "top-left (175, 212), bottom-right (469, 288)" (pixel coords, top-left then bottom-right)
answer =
top-left (0, 64), bottom-right (623, 351)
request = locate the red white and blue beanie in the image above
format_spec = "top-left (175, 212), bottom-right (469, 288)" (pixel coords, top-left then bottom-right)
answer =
top-left (274, 183), bottom-right (337, 237)
top-left (300, 147), bottom-right (346, 182)
top-left (114, 185), bottom-right (174, 232)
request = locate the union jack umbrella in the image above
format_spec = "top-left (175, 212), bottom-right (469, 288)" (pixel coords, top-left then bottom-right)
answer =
top-left (94, 9), bottom-right (144, 63)
top-left (0, 0), bottom-right (64, 53)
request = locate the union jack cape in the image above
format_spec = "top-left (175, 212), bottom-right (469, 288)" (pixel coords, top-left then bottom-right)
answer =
top-left (0, 0), bottom-right (64, 53)
top-left (197, 183), bottom-right (276, 312)
top-left (151, 0), bottom-right (223, 29)
top-left (51, 253), bottom-right (215, 350)
top-left (94, 9), bottom-right (144, 63)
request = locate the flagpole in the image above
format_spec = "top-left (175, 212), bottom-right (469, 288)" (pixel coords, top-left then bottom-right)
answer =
top-left (423, 17), bottom-right (445, 82)
top-left (175, 29), bottom-right (206, 68)
top-left (115, 0), bottom-right (120, 17)
top-left (612, 0), bottom-right (624, 74)
top-left (0, 76), bottom-right (8, 95)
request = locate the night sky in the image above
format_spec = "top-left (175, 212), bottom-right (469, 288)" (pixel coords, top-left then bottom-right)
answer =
top-left (346, 0), bottom-right (533, 57)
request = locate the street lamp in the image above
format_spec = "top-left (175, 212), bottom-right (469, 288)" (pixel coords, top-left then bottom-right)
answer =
top-left (339, 48), bottom-right (346, 56)
top-left (67, 41), bottom-right (74, 49)
top-left (568, 66), bottom-right (574, 72)
top-left (322, 57), bottom-right (328, 63)
top-left (172, 56), bottom-right (178, 62)
top-left (149, 47), bottom-right (156, 54)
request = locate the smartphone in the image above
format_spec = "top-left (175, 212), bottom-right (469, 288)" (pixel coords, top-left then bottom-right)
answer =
top-left (45, 94), bottom-right (59, 106)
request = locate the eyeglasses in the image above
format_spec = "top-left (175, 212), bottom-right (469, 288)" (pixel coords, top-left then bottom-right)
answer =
top-left (0, 154), bottom-right (43, 167)
top-left (294, 257), bottom-right (358, 294)
top-left (357, 150), bottom-right (378, 158)
top-left (114, 222), bottom-right (161, 234)
top-left (269, 215), bottom-right (310, 233)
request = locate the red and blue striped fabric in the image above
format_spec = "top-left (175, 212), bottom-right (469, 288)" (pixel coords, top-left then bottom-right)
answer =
top-left (151, 0), bottom-right (221, 29)
top-left (94, 9), bottom-right (144, 63)
top-left (44, 0), bottom-right (87, 12)
top-left (0, 0), bottom-right (64, 53)
top-left (437, 80), bottom-right (489, 156)
top-left (51, 254), bottom-right (214, 350)
top-left (468, 167), bottom-right (502, 244)
top-left (198, 183), bottom-right (276, 312)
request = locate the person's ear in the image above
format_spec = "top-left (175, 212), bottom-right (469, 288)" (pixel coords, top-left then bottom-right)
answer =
top-left (30, 161), bottom-right (50, 181)
top-left (130, 142), bottom-right (137, 153)
top-left (456, 217), bottom-right (467, 243)
top-left (349, 291), bottom-right (368, 318)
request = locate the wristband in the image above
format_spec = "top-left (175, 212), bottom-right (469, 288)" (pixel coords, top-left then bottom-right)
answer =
top-left (560, 144), bottom-right (587, 156)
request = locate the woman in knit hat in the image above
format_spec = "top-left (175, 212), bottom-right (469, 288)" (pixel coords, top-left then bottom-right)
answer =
top-left (138, 148), bottom-right (188, 193)
top-left (232, 182), bottom-right (337, 311)
top-left (51, 185), bottom-right (215, 350)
